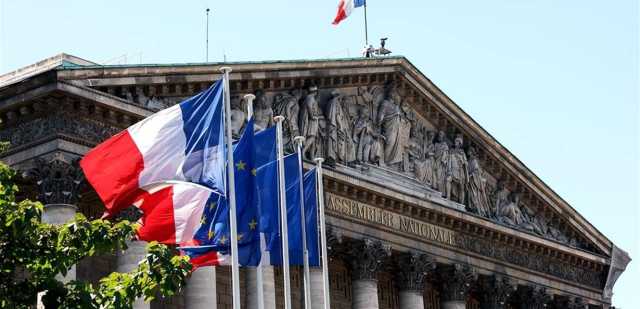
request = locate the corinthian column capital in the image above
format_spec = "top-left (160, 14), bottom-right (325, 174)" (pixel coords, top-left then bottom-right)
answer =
top-left (25, 157), bottom-right (84, 205)
top-left (395, 251), bottom-right (436, 292)
top-left (439, 263), bottom-right (478, 302)
top-left (478, 275), bottom-right (516, 309)
top-left (349, 238), bottom-right (391, 281)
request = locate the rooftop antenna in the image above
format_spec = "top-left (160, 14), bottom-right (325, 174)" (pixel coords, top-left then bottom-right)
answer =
top-left (206, 8), bottom-right (210, 62)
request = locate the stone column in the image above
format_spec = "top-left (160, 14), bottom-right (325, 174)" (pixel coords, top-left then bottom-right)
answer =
top-left (116, 240), bottom-right (149, 309)
top-left (42, 204), bottom-right (79, 282)
top-left (514, 285), bottom-right (551, 309)
top-left (439, 264), bottom-right (477, 309)
top-left (310, 267), bottom-right (325, 309)
top-left (395, 251), bottom-right (436, 309)
top-left (30, 157), bottom-right (83, 309)
top-left (185, 267), bottom-right (217, 309)
top-left (349, 238), bottom-right (391, 309)
top-left (477, 275), bottom-right (515, 309)
top-left (246, 264), bottom-right (277, 309)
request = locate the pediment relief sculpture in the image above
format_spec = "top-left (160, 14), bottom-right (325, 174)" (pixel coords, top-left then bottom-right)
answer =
top-left (208, 80), bottom-right (585, 249)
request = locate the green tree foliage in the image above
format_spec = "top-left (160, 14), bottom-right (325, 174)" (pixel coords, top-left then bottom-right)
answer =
top-left (0, 161), bottom-right (193, 308)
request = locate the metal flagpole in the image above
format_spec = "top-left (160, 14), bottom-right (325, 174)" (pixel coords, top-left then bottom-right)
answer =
top-left (363, 0), bottom-right (369, 46)
top-left (274, 116), bottom-right (292, 309)
top-left (221, 67), bottom-right (241, 309)
top-left (294, 136), bottom-right (312, 309)
top-left (244, 93), bottom-right (265, 309)
top-left (313, 157), bottom-right (331, 309)
top-left (206, 8), bottom-right (210, 62)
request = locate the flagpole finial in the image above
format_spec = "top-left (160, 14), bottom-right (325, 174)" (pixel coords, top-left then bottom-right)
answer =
top-left (220, 66), bottom-right (232, 74)
top-left (293, 135), bottom-right (305, 146)
top-left (314, 157), bottom-right (325, 165)
top-left (274, 115), bottom-right (285, 123)
top-left (244, 94), bottom-right (256, 119)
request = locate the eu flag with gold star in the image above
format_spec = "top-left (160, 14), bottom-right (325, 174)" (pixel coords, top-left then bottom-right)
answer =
top-left (183, 120), bottom-right (261, 267)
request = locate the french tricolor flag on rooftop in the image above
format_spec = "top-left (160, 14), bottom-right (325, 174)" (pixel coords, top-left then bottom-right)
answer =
top-left (332, 0), bottom-right (365, 25)
top-left (80, 80), bottom-right (226, 217)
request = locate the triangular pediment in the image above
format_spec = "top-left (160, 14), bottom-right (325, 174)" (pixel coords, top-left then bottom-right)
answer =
top-left (0, 55), bottom-right (613, 261)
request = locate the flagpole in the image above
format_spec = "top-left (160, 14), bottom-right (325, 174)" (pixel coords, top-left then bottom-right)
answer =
top-left (294, 136), bottom-right (312, 309)
top-left (221, 67), bottom-right (242, 309)
top-left (274, 116), bottom-right (292, 309)
top-left (363, 0), bottom-right (369, 46)
top-left (313, 157), bottom-right (331, 309)
top-left (244, 93), bottom-right (265, 309)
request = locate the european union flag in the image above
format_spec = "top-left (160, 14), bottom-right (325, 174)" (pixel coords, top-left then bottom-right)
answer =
top-left (184, 120), bottom-right (261, 266)
top-left (267, 166), bottom-right (320, 267)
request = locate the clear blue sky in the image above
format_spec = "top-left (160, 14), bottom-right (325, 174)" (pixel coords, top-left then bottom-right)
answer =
top-left (1, 0), bottom-right (637, 306)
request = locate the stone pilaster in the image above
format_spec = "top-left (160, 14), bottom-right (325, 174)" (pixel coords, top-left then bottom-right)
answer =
top-left (439, 264), bottom-right (477, 309)
top-left (349, 238), bottom-right (391, 309)
top-left (515, 285), bottom-right (551, 309)
top-left (395, 251), bottom-right (436, 309)
top-left (184, 267), bottom-right (217, 309)
top-left (477, 275), bottom-right (515, 309)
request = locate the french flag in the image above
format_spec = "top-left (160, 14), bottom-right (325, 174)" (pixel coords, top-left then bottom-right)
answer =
top-left (332, 0), bottom-right (365, 25)
top-left (134, 183), bottom-right (229, 267)
top-left (80, 81), bottom-right (225, 216)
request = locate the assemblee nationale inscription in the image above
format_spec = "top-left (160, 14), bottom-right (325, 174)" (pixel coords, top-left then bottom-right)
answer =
top-left (326, 193), bottom-right (455, 246)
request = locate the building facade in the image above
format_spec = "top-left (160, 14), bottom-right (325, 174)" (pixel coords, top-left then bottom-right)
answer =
top-left (0, 54), bottom-right (630, 308)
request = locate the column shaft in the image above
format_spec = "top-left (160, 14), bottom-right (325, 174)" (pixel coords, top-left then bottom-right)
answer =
top-left (399, 290), bottom-right (424, 309)
top-left (246, 265), bottom-right (277, 309)
top-left (117, 240), bottom-right (149, 309)
top-left (310, 268), bottom-right (325, 309)
top-left (352, 280), bottom-right (379, 309)
top-left (185, 267), bottom-right (217, 309)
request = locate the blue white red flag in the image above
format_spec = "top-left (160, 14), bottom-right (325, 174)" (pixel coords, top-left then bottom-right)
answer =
top-left (80, 81), bottom-right (225, 216)
top-left (332, 0), bottom-right (365, 25)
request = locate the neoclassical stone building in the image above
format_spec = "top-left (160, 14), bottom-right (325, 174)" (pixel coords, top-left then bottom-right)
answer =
top-left (0, 54), bottom-right (630, 309)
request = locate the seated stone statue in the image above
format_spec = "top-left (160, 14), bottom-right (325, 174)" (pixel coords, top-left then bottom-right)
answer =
top-left (497, 192), bottom-right (526, 226)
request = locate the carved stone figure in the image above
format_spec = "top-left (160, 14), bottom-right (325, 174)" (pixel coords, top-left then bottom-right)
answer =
top-left (145, 96), bottom-right (167, 111)
top-left (414, 130), bottom-right (435, 186)
top-left (352, 106), bottom-right (376, 165)
top-left (467, 147), bottom-right (491, 217)
top-left (253, 89), bottom-right (273, 131)
top-left (273, 89), bottom-right (302, 150)
top-left (229, 95), bottom-right (246, 137)
top-left (404, 121), bottom-right (422, 173)
top-left (447, 135), bottom-right (468, 204)
top-left (521, 207), bottom-right (548, 236)
top-left (325, 90), bottom-right (354, 166)
top-left (135, 87), bottom-right (149, 106)
top-left (498, 192), bottom-right (526, 226)
top-left (492, 180), bottom-right (510, 218)
top-left (299, 86), bottom-right (325, 160)
top-left (433, 131), bottom-right (450, 196)
top-left (377, 85), bottom-right (404, 167)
